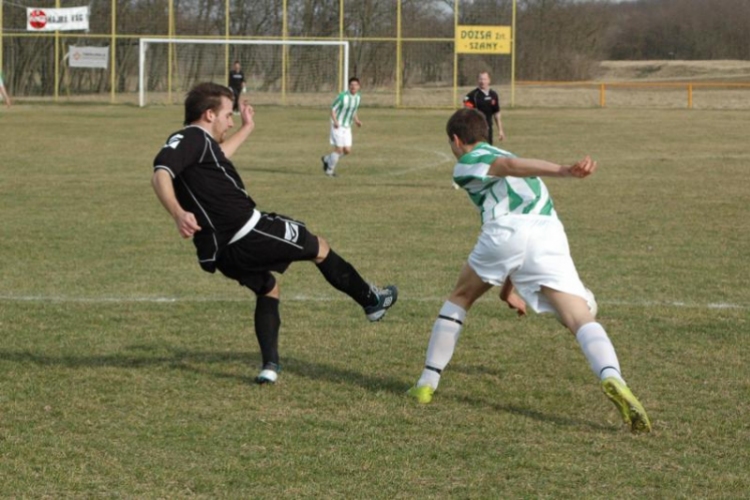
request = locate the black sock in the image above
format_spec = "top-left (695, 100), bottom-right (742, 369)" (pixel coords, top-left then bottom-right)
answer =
top-left (254, 295), bottom-right (280, 367)
top-left (316, 250), bottom-right (377, 308)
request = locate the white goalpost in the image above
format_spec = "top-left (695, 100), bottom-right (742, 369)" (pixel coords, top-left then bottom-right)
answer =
top-left (138, 38), bottom-right (349, 107)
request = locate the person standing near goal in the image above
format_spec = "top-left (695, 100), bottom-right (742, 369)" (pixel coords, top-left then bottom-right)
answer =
top-left (228, 60), bottom-right (246, 114)
top-left (407, 108), bottom-right (651, 434)
top-left (151, 83), bottom-right (397, 384)
top-left (321, 77), bottom-right (362, 177)
top-left (463, 71), bottom-right (505, 144)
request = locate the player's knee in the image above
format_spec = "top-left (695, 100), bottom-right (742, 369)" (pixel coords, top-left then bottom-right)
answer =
top-left (257, 275), bottom-right (279, 298)
top-left (557, 310), bottom-right (596, 335)
top-left (342, 147), bottom-right (352, 155)
top-left (314, 236), bottom-right (330, 263)
top-left (447, 288), bottom-right (478, 310)
top-left (263, 282), bottom-right (280, 299)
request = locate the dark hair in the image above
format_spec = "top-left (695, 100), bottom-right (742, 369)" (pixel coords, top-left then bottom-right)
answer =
top-left (348, 76), bottom-right (360, 85)
top-left (184, 82), bottom-right (234, 125)
top-left (446, 108), bottom-right (489, 144)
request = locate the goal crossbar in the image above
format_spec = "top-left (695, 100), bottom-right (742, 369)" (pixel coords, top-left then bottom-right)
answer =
top-left (138, 38), bottom-right (350, 107)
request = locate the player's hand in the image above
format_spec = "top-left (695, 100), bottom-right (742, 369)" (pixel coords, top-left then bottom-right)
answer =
top-left (502, 291), bottom-right (527, 317)
top-left (355, 119), bottom-right (362, 128)
top-left (567, 156), bottom-right (597, 178)
top-left (333, 121), bottom-right (340, 129)
top-left (175, 211), bottom-right (201, 239)
top-left (498, 130), bottom-right (506, 142)
top-left (239, 101), bottom-right (255, 130)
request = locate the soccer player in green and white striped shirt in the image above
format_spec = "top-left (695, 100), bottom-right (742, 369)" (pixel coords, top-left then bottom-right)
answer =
top-left (321, 77), bottom-right (362, 177)
top-left (407, 108), bottom-right (651, 434)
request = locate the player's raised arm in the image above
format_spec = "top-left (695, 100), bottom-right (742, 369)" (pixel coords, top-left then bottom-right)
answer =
top-left (221, 101), bottom-right (255, 159)
top-left (488, 156), bottom-right (597, 179)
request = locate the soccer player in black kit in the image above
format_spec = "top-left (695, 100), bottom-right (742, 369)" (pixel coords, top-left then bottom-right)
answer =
top-left (463, 71), bottom-right (506, 144)
top-left (228, 60), bottom-right (245, 113)
top-left (151, 82), bottom-right (397, 384)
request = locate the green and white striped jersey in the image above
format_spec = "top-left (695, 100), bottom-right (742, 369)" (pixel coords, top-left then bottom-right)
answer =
top-left (331, 91), bottom-right (361, 128)
top-left (453, 142), bottom-right (556, 224)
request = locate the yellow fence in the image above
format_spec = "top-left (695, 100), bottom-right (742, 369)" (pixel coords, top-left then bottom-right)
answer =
top-left (2, 1), bottom-right (749, 109)
top-left (514, 81), bottom-right (750, 110)
top-left (0, 0), bottom-right (518, 108)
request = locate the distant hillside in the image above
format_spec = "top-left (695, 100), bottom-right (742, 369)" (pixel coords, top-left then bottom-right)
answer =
top-left (595, 60), bottom-right (750, 83)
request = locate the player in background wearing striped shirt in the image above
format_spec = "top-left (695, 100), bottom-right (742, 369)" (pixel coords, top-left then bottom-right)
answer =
top-left (407, 108), bottom-right (651, 433)
top-left (321, 77), bottom-right (362, 177)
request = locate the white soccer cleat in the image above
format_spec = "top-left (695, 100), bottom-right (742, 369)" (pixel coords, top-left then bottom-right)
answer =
top-left (255, 362), bottom-right (280, 384)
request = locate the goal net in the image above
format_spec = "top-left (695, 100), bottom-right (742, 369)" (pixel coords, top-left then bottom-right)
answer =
top-left (138, 38), bottom-right (349, 107)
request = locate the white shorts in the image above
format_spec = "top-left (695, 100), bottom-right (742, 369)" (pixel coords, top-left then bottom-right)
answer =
top-left (468, 215), bottom-right (589, 314)
top-left (329, 124), bottom-right (353, 148)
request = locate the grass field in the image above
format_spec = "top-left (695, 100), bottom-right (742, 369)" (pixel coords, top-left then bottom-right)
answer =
top-left (1, 103), bottom-right (749, 498)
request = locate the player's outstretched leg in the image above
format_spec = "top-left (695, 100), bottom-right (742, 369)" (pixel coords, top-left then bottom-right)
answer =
top-left (574, 321), bottom-right (651, 432)
top-left (408, 301), bottom-right (466, 404)
top-left (408, 266), bottom-right (489, 404)
top-left (315, 248), bottom-right (397, 321)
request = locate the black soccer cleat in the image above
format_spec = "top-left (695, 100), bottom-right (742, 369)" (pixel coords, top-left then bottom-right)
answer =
top-left (321, 156), bottom-right (336, 177)
top-left (364, 285), bottom-right (398, 322)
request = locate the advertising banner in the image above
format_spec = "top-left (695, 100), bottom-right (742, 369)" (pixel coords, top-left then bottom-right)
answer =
top-left (27, 7), bottom-right (90, 32)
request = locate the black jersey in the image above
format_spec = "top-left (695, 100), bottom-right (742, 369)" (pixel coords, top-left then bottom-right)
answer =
top-left (153, 125), bottom-right (256, 271)
top-left (463, 88), bottom-right (500, 125)
top-left (228, 70), bottom-right (245, 91)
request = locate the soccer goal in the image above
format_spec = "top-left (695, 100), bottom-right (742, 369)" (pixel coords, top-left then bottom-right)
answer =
top-left (138, 38), bottom-right (349, 107)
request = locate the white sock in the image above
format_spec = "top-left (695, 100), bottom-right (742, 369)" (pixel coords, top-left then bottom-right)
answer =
top-left (417, 301), bottom-right (466, 390)
top-left (328, 152), bottom-right (341, 171)
top-left (575, 322), bottom-right (625, 383)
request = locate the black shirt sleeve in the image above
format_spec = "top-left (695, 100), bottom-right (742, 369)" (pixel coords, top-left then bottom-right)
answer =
top-left (491, 90), bottom-right (501, 112)
top-left (153, 128), bottom-right (205, 179)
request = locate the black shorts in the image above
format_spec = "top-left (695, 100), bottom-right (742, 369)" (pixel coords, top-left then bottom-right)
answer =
top-left (216, 212), bottom-right (320, 295)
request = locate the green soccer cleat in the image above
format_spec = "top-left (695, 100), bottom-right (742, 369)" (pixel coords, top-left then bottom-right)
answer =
top-left (407, 385), bottom-right (435, 404)
top-left (601, 377), bottom-right (652, 433)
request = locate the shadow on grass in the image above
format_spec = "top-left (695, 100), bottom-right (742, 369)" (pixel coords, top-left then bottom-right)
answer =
top-left (0, 347), bottom-right (407, 393)
top-left (247, 167), bottom-right (316, 176)
top-left (0, 347), bottom-right (614, 431)
top-left (0, 346), bottom-right (257, 378)
top-left (454, 393), bottom-right (616, 432)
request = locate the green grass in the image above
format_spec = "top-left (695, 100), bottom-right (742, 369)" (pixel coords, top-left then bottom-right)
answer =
top-left (1, 103), bottom-right (749, 498)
